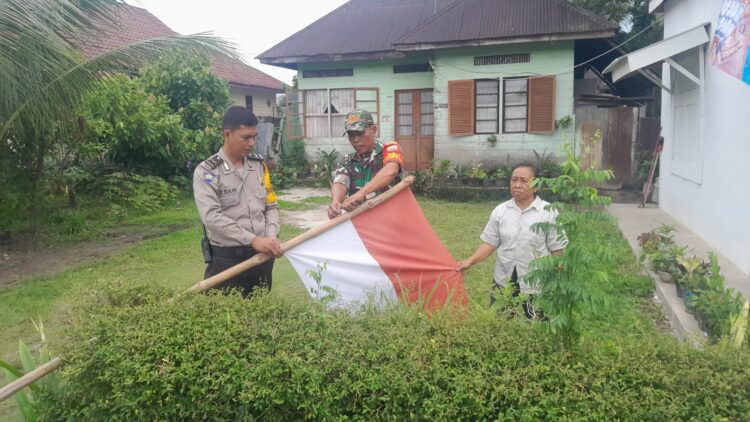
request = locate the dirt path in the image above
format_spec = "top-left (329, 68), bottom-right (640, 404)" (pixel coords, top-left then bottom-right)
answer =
top-left (0, 188), bottom-right (331, 288)
top-left (0, 226), bottom-right (187, 288)
top-left (277, 187), bottom-right (330, 230)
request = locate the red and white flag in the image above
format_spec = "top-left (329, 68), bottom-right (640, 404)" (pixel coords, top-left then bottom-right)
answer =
top-left (285, 189), bottom-right (467, 311)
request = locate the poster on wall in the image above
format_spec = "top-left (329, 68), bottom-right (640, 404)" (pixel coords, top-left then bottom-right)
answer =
top-left (709, 0), bottom-right (750, 85)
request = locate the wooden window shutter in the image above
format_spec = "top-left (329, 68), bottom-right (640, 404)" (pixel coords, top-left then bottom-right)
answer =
top-left (527, 76), bottom-right (556, 134)
top-left (448, 80), bottom-right (475, 136)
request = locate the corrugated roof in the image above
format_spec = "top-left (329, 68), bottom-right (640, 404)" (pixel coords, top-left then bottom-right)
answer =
top-left (74, 4), bottom-right (284, 91)
top-left (258, 0), bottom-right (616, 65)
top-left (257, 0), bottom-right (457, 61)
top-left (394, 0), bottom-right (618, 48)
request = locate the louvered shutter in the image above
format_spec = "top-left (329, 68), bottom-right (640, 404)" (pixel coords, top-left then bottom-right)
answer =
top-left (448, 80), bottom-right (475, 136)
top-left (527, 76), bottom-right (556, 134)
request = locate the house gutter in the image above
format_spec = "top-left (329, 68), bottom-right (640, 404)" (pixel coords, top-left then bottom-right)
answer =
top-left (259, 51), bottom-right (408, 69)
top-left (392, 31), bottom-right (617, 51)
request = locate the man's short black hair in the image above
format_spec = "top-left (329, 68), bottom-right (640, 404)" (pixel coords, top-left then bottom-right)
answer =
top-left (222, 106), bottom-right (258, 131)
top-left (512, 162), bottom-right (538, 177)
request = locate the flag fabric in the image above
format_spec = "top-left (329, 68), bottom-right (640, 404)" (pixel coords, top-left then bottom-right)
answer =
top-left (285, 189), bottom-right (468, 311)
top-left (709, 0), bottom-right (750, 85)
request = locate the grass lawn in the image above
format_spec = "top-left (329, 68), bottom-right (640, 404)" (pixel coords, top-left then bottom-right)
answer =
top-left (0, 194), bottom-right (695, 419)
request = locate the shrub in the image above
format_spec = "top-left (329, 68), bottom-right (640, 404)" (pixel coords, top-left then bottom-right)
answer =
top-left (97, 172), bottom-right (178, 212)
top-left (38, 283), bottom-right (750, 420)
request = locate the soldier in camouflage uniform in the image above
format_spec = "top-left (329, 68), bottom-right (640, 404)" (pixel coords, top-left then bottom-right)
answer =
top-left (193, 106), bottom-right (282, 298)
top-left (328, 109), bottom-right (404, 219)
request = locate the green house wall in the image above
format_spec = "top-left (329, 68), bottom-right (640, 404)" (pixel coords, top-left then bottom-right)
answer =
top-left (296, 41), bottom-right (576, 166)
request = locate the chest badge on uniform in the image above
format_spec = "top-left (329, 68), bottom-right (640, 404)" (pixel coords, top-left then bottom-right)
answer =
top-left (203, 171), bottom-right (217, 185)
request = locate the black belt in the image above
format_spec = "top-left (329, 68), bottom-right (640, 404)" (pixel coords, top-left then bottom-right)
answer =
top-left (210, 244), bottom-right (258, 259)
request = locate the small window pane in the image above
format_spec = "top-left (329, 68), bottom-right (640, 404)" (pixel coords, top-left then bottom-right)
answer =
top-left (476, 80), bottom-right (498, 94)
top-left (504, 119), bottom-right (527, 133)
top-left (504, 79), bottom-right (528, 93)
top-left (476, 121), bottom-right (497, 133)
top-left (398, 92), bottom-right (413, 104)
top-left (399, 125), bottom-right (413, 136)
top-left (504, 92), bottom-right (527, 106)
top-left (420, 114), bottom-right (434, 125)
top-left (476, 107), bottom-right (498, 120)
top-left (421, 124), bottom-right (434, 136)
top-left (504, 106), bottom-right (527, 119)
top-left (420, 91), bottom-right (433, 103)
top-left (307, 117), bottom-right (329, 138)
top-left (305, 90), bottom-right (328, 115)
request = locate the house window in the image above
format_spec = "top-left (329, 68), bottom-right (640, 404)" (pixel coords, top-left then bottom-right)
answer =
top-left (503, 78), bottom-right (528, 133)
top-left (302, 68), bottom-right (354, 78)
top-left (245, 95), bottom-right (253, 112)
top-left (303, 88), bottom-right (378, 138)
top-left (393, 63), bottom-right (432, 73)
top-left (448, 76), bottom-right (555, 136)
top-left (475, 80), bottom-right (499, 134)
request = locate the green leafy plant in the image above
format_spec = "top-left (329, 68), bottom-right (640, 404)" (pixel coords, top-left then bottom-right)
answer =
top-left (0, 319), bottom-right (58, 422)
top-left (463, 163), bottom-right (487, 184)
top-left (306, 261), bottom-right (338, 305)
top-left (528, 137), bottom-right (615, 348)
top-left (99, 172), bottom-right (179, 213)
top-left (729, 299), bottom-right (749, 350)
top-left (486, 134), bottom-right (497, 147)
top-left (282, 139), bottom-right (308, 173)
top-left (555, 115), bottom-right (573, 129)
top-left (533, 149), bottom-right (563, 179)
top-left (433, 159), bottom-right (452, 179)
top-left (315, 148), bottom-right (339, 186)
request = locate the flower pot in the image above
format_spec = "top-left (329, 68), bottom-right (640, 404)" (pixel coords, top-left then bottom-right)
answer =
top-left (683, 288), bottom-right (696, 314)
top-left (657, 271), bottom-right (673, 283)
top-left (468, 178), bottom-right (481, 187)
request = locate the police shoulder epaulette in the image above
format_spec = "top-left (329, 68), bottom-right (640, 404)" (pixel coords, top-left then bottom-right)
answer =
top-left (203, 155), bottom-right (224, 170)
top-left (247, 153), bottom-right (265, 161)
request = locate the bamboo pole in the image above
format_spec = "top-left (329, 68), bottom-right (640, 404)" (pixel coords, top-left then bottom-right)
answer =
top-left (0, 357), bottom-right (62, 402)
top-left (0, 176), bottom-right (416, 403)
top-left (181, 175), bottom-right (415, 294)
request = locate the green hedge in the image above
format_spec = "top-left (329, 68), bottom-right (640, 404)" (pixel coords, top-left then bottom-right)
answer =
top-left (39, 284), bottom-right (750, 421)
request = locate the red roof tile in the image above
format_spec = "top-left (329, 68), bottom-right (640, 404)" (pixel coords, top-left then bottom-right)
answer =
top-left (76, 4), bottom-right (283, 91)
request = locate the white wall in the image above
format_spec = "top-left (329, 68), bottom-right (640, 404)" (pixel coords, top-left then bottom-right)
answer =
top-left (659, 0), bottom-right (750, 273)
top-left (229, 85), bottom-right (278, 118)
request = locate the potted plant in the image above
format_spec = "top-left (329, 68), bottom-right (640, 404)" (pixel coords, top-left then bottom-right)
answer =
top-left (465, 164), bottom-right (487, 187)
top-left (486, 134), bottom-right (498, 147)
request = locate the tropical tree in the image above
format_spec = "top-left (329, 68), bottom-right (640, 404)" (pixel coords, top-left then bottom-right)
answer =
top-left (0, 0), bottom-right (234, 228)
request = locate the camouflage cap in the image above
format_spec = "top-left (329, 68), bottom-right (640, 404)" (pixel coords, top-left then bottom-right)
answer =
top-left (343, 109), bottom-right (375, 135)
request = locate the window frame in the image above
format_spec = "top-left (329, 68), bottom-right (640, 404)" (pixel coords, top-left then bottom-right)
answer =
top-left (474, 79), bottom-right (500, 135)
top-left (502, 77), bottom-right (530, 134)
top-left (302, 88), bottom-right (379, 138)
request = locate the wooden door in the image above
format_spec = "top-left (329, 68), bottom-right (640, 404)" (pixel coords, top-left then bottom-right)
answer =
top-left (395, 90), bottom-right (434, 171)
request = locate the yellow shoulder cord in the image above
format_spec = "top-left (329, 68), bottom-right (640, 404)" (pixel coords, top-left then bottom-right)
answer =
top-left (262, 162), bottom-right (277, 204)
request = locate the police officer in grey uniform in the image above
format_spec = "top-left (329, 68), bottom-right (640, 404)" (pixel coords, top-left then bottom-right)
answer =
top-left (193, 106), bottom-right (282, 298)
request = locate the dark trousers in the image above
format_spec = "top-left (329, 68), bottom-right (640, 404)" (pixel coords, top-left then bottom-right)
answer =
top-left (204, 245), bottom-right (274, 298)
top-left (490, 268), bottom-right (547, 320)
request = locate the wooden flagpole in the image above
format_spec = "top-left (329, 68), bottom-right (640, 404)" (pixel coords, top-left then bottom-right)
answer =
top-left (181, 175), bottom-right (415, 294)
top-left (0, 358), bottom-right (62, 403)
top-left (0, 176), bottom-right (415, 404)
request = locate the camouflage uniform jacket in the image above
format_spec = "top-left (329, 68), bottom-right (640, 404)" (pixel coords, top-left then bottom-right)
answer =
top-left (332, 141), bottom-right (403, 197)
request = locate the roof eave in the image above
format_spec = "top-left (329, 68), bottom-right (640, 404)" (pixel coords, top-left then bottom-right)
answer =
top-left (227, 82), bottom-right (284, 93)
top-left (259, 50), bottom-right (408, 68)
top-left (393, 30), bottom-right (618, 51)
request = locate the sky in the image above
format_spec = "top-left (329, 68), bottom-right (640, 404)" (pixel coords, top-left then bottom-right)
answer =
top-left (127, 0), bottom-right (350, 85)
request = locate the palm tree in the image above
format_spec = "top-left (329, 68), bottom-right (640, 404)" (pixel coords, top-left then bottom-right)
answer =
top-left (0, 0), bottom-right (235, 227)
